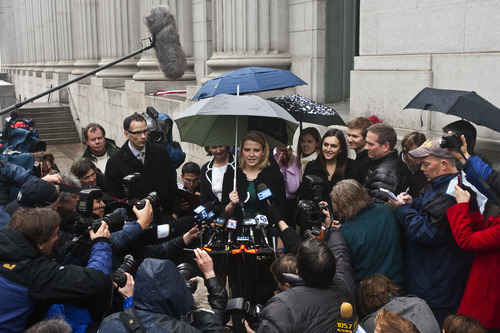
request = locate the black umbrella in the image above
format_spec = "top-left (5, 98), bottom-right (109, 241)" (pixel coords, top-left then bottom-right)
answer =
top-left (404, 87), bottom-right (500, 132)
top-left (267, 95), bottom-right (346, 131)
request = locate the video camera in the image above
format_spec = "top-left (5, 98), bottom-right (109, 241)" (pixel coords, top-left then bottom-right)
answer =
top-left (226, 297), bottom-right (263, 331)
top-left (439, 132), bottom-right (462, 149)
top-left (74, 188), bottom-right (125, 234)
top-left (297, 175), bottom-right (327, 236)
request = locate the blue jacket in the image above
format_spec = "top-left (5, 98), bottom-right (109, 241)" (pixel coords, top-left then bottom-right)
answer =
top-left (394, 173), bottom-right (474, 309)
top-left (99, 258), bottom-right (224, 333)
top-left (0, 161), bottom-right (38, 226)
top-left (0, 228), bottom-right (112, 333)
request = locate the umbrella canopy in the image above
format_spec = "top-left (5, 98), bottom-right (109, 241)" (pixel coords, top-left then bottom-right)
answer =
top-left (404, 87), bottom-right (500, 132)
top-left (267, 94), bottom-right (346, 128)
top-left (175, 94), bottom-right (299, 149)
top-left (192, 67), bottom-right (307, 100)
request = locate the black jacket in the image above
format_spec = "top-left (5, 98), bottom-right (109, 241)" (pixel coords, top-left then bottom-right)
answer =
top-left (257, 228), bottom-right (356, 332)
top-left (99, 258), bottom-right (225, 333)
top-left (105, 141), bottom-right (180, 215)
top-left (200, 155), bottom-right (236, 217)
top-left (222, 165), bottom-right (286, 224)
top-left (364, 150), bottom-right (410, 203)
top-left (298, 158), bottom-right (354, 204)
top-left (349, 149), bottom-right (370, 184)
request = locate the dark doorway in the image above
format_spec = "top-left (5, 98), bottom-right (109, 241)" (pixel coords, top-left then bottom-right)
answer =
top-left (325, 0), bottom-right (360, 103)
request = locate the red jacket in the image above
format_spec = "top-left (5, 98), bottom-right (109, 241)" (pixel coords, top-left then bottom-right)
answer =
top-left (446, 203), bottom-right (500, 329)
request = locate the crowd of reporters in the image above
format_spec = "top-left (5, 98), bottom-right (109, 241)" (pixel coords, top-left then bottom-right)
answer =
top-left (0, 112), bottom-right (497, 333)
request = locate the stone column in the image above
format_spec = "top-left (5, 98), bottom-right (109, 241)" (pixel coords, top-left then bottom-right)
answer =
top-left (55, 0), bottom-right (76, 74)
top-left (95, 0), bottom-right (141, 79)
top-left (32, 0), bottom-right (47, 75)
top-left (206, 0), bottom-right (291, 79)
top-left (72, 0), bottom-right (102, 75)
top-left (42, 0), bottom-right (59, 76)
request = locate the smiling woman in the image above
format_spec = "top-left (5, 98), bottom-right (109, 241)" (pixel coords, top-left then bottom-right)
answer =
top-left (222, 131), bottom-right (287, 305)
top-left (297, 128), bottom-right (352, 231)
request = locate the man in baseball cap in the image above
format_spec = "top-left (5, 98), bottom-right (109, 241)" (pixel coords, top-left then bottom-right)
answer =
top-left (4, 178), bottom-right (59, 216)
top-left (409, 137), bottom-right (454, 160)
top-left (390, 136), bottom-right (476, 327)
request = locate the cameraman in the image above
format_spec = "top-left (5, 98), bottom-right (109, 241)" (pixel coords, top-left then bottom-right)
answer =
top-left (99, 249), bottom-right (227, 332)
top-left (247, 205), bottom-right (356, 332)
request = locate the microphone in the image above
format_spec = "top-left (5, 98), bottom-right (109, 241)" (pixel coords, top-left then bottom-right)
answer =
top-left (144, 5), bottom-right (187, 80)
top-left (256, 183), bottom-right (273, 208)
top-left (243, 212), bottom-right (257, 246)
top-left (337, 302), bottom-right (359, 333)
top-left (207, 212), bottom-right (229, 246)
top-left (255, 214), bottom-right (270, 247)
top-left (226, 217), bottom-right (238, 248)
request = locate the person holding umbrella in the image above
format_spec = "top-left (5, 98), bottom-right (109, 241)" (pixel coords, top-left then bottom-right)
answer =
top-left (225, 131), bottom-right (286, 304)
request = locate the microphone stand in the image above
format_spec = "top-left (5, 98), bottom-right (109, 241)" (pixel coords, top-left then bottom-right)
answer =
top-left (0, 36), bottom-right (156, 116)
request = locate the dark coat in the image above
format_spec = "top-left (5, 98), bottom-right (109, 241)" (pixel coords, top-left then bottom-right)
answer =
top-left (99, 259), bottom-right (224, 333)
top-left (394, 173), bottom-right (474, 309)
top-left (0, 228), bottom-right (112, 333)
top-left (298, 157), bottom-right (354, 203)
top-left (364, 150), bottom-right (410, 203)
top-left (257, 228), bottom-right (356, 333)
top-left (222, 164), bottom-right (286, 224)
top-left (200, 154), bottom-right (236, 217)
top-left (105, 141), bottom-right (180, 216)
top-left (349, 149), bottom-right (370, 184)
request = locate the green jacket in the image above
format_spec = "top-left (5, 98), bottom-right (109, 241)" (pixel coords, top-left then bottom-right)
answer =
top-left (75, 139), bottom-right (119, 162)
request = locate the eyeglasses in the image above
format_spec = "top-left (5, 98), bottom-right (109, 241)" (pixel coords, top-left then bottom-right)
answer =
top-left (183, 179), bottom-right (200, 184)
top-left (127, 129), bottom-right (148, 135)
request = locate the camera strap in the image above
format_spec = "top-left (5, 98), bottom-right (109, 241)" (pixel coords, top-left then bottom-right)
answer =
top-left (120, 306), bottom-right (146, 333)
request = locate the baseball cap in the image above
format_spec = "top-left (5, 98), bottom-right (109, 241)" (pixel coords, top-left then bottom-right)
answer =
top-left (5, 178), bottom-right (59, 215)
top-left (409, 137), bottom-right (454, 159)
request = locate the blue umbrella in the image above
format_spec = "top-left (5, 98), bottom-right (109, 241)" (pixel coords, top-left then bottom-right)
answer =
top-left (192, 67), bottom-right (307, 100)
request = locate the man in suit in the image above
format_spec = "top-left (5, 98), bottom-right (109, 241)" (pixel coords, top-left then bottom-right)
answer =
top-left (105, 113), bottom-right (180, 220)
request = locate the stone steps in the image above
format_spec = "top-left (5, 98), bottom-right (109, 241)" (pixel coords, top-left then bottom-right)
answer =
top-left (18, 102), bottom-right (80, 145)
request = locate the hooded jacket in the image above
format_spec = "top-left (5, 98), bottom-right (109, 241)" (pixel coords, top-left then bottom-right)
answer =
top-left (99, 259), bottom-right (224, 332)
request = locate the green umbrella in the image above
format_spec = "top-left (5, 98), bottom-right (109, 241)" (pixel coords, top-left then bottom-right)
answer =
top-left (175, 94), bottom-right (299, 188)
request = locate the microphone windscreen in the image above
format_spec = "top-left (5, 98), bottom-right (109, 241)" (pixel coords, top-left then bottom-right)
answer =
top-left (9, 110), bottom-right (19, 120)
top-left (144, 5), bottom-right (187, 80)
top-left (256, 183), bottom-right (268, 193)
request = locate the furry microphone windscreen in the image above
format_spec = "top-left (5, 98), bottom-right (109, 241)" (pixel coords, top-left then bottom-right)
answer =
top-left (144, 5), bottom-right (187, 80)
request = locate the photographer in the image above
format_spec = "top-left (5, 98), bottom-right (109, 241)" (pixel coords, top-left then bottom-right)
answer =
top-left (0, 208), bottom-right (113, 332)
top-left (248, 206), bottom-right (356, 332)
top-left (99, 250), bottom-right (227, 332)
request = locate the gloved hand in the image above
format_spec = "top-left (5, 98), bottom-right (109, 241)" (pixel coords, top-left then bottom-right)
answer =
top-left (266, 203), bottom-right (283, 225)
top-left (191, 276), bottom-right (213, 314)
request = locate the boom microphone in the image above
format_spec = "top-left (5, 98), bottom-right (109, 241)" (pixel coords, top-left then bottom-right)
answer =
top-left (144, 5), bottom-right (187, 80)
